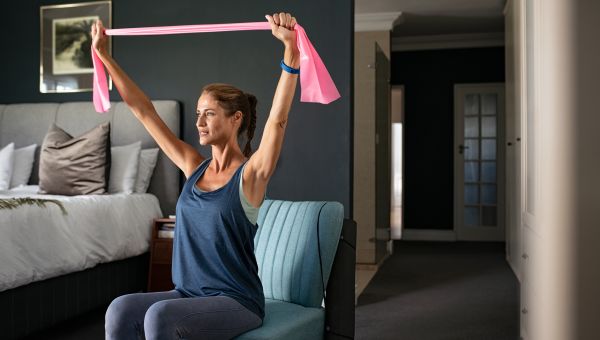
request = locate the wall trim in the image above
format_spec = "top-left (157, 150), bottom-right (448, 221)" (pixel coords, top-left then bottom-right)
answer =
top-left (355, 12), bottom-right (403, 32)
top-left (507, 254), bottom-right (522, 282)
top-left (392, 32), bottom-right (504, 52)
top-left (401, 229), bottom-right (457, 241)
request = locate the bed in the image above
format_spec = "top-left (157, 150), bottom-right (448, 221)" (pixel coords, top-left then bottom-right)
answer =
top-left (0, 101), bottom-right (181, 339)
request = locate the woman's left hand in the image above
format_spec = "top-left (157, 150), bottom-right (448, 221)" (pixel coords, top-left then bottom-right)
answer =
top-left (265, 12), bottom-right (297, 47)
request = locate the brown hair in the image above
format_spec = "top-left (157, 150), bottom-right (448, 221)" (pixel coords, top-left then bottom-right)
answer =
top-left (201, 83), bottom-right (257, 157)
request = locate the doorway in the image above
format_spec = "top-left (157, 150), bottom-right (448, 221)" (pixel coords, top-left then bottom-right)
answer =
top-left (391, 86), bottom-right (404, 239)
top-left (454, 83), bottom-right (506, 241)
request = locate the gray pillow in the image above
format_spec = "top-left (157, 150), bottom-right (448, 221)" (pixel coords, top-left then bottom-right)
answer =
top-left (39, 122), bottom-right (111, 195)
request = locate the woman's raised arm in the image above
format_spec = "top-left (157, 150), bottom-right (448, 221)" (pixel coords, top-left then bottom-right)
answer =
top-left (243, 13), bottom-right (299, 206)
top-left (91, 20), bottom-right (204, 177)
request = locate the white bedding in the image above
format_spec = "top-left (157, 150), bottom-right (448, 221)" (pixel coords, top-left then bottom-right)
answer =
top-left (0, 185), bottom-right (162, 292)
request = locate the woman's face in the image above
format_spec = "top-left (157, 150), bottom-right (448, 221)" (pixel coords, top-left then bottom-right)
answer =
top-left (196, 92), bottom-right (241, 146)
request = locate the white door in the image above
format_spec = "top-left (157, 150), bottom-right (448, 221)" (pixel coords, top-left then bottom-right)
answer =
top-left (454, 84), bottom-right (505, 240)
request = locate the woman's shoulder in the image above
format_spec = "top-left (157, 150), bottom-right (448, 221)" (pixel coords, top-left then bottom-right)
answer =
top-left (187, 157), bottom-right (212, 178)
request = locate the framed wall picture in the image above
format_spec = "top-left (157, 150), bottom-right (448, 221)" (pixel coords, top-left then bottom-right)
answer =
top-left (40, 1), bottom-right (112, 93)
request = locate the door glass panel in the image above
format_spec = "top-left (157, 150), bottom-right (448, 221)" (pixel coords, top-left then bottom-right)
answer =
top-left (482, 116), bottom-right (496, 137)
top-left (465, 117), bottom-right (479, 137)
top-left (482, 185), bottom-right (497, 204)
top-left (465, 185), bottom-right (479, 204)
top-left (481, 139), bottom-right (496, 160)
top-left (464, 139), bottom-right (479, 160)
top-left (482, 94), bottom-right (497, 115)
top-left (481, 162), bottom-right (496, 182)
top-left (460, 89), bottom-right (501, 232)
top-left (482, 206), bottom-right (497, 226)
top-left (464, 161), bottom-right (479, 182)
top-left (465, 94), bottom-right (480, 115)
top-left (465, 207), bottom-right (479, 226)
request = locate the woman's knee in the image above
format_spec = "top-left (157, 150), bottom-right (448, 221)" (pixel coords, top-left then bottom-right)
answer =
top-left (105, 294), bottom-right (144, 339)
top-left (144, 301), bottom-right (180, 340)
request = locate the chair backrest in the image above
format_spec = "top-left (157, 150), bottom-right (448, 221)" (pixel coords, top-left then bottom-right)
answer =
top-left (254, 200), bottom-right (344, 308)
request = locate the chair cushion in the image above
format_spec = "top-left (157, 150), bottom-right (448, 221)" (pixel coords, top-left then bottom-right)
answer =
top-left (235, 299), bottom-right (324, 340)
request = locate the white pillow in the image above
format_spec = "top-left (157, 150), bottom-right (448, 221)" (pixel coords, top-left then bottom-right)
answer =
top-left (134, 148), bottom-right (159, 193)
top-left (10, 144), bottom-right (37, 188)
top-left (0, 143), bottom-right (15, 190)
top-left (109, 141), bottom-right (141, 194)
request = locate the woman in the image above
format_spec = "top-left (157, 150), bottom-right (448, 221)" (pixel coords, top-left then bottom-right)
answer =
top-left (94, 12), bottom-right (300, 340)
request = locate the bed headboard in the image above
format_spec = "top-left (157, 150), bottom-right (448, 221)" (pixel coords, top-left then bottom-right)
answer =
top-left (0, 101), bottom-right (181, 216)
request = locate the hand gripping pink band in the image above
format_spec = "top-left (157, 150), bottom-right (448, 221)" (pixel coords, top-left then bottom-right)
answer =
top-left (92, 21), bottom-right (341, 113)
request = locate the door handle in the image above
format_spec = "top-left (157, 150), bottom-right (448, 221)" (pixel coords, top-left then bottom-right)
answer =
top-left (459, 144), bottom-right (470, 154)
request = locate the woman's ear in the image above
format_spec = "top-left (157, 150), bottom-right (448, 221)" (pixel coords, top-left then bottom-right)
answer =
top-left (233, 111), bottom-right (243, 122)
top-left (230, 110), bottom-right (243, 130)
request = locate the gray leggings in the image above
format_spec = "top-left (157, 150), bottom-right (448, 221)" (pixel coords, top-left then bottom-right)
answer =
top-left (105, 290), bottom-right (262, 340)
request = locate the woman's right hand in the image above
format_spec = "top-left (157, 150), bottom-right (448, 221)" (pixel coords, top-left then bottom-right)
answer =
top-left (91, 20), bottom-right (109, 56)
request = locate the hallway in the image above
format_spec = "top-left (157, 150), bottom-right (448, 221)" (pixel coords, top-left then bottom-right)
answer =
top-left (356, 241), bottom-right (519, 340)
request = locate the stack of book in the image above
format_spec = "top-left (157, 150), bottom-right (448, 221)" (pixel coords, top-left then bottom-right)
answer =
top-left (158, 217), bottom-right (175, 238)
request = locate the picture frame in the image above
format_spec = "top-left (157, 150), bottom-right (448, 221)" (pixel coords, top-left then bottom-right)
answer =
top-left (40, 1), bottom-right (112, 93)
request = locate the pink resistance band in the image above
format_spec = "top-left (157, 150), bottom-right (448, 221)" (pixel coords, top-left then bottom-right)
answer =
top-left (92, 21), bottom-right (341, 113)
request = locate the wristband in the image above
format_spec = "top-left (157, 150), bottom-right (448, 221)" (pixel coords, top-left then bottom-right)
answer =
top-left (280, 59), bottom-right (300, 74)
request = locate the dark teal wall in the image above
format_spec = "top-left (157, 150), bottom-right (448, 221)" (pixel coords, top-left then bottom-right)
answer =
top-left (0, 0), bottom-right (353, 217)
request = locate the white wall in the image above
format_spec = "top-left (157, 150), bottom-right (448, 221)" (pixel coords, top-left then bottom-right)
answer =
top-left (512, 0), bottom-right (600, 339)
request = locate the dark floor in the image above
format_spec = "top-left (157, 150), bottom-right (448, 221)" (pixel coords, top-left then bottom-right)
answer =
top-left (356, 241), bottom-right (520, 340)
top-left (26, 241), bottom-right (519, 340)
top-left (24, 305), bottom-right (107, 340)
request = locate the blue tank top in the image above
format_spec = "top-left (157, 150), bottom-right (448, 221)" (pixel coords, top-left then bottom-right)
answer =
top-left (172, 158), bottom-right (265, 319)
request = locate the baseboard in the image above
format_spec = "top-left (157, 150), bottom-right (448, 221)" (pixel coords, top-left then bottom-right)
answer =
top-left (506, 254), bottom-right (522, 282)
top-left (386, 239), bottom-right (394, 254)
top-left (401, 229), bottom-right (457, 241)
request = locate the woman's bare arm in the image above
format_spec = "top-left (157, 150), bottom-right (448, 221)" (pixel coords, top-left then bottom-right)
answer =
top-left (91, 20), bottom-right (204, 177)
top-left (244, 13), bottom-right (299, 206)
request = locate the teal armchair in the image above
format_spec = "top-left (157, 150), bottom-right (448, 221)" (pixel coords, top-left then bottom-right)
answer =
top-left (237, 200), bottom-right (356, 340)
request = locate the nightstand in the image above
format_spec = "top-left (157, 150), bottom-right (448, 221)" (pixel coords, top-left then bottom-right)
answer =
top-left (147, 218), bottom-right (176, 292)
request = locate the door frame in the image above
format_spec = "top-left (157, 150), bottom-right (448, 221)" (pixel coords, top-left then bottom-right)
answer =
top-left (374, 42), bottom-right (391, 261)
top-left (454, 83), bottom-right (506, 241)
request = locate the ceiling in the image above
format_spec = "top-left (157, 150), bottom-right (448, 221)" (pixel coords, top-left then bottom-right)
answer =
top-left (356, 0), bottom-right (506, 37)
